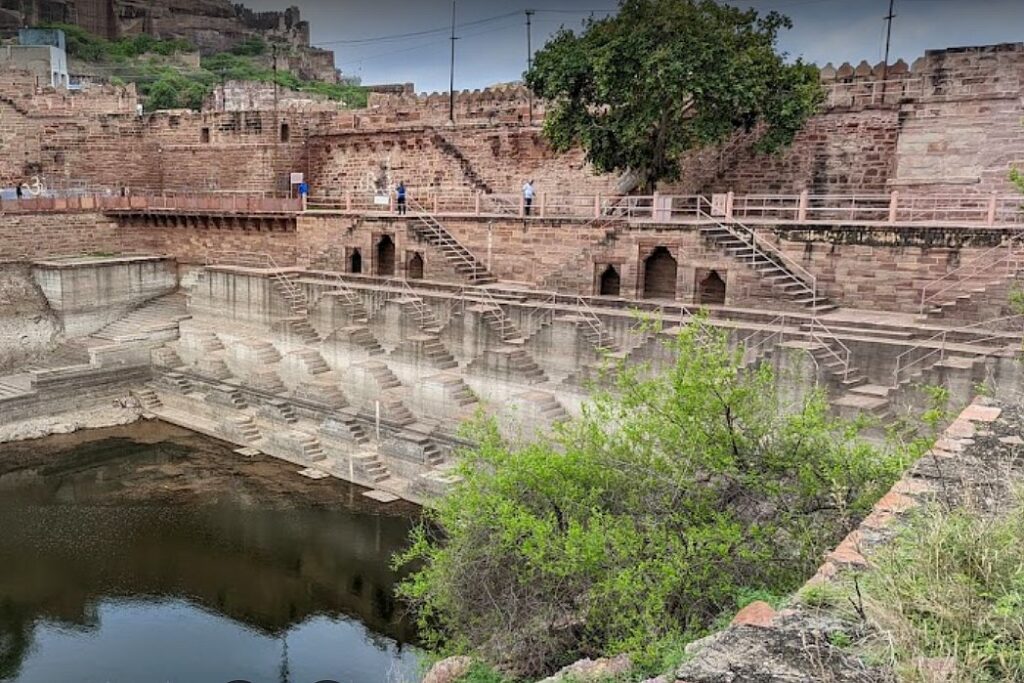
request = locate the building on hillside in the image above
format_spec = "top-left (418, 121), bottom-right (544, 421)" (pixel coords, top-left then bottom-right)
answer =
top-left (0, 27), bottom-right (68, 87)
top-left (0, 0), bottom-right (338, 83)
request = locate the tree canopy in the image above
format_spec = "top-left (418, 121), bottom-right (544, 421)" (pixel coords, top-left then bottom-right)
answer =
top-left (397, 319), bottom-right (908, 679)
top-left (525, 0), bottom-right (824, 191)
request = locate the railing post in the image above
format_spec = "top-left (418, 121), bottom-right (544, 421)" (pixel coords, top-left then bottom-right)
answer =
top-left (345, 191), bottom-right (352, 211)
top-left (539, 192), bottom-right (547, 218)
top-left (797, 190), bottom-right (809, 222)
top-left (888, 190), bottom-right (899, 224)
top-left (594, 193), bottom-right (601, 219)
top-left (519, 192), bottom-right (525, 217)
top-left (475, 191), bottom-right (481, 215)
top-left (725, 191), bottom-right (734, 220)
top-left (987, 192), bottom-right (997, 226)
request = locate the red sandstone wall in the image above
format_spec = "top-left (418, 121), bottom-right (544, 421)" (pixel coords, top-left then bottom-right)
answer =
top-left (0, 212), bottom-right (121, 260)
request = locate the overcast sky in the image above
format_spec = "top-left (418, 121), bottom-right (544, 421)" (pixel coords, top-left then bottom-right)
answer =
top-left (241, 0), bottom-right (1024, 92)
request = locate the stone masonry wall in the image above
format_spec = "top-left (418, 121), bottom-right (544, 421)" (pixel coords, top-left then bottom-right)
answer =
top-left (0, 212), bottom-right (121, 260)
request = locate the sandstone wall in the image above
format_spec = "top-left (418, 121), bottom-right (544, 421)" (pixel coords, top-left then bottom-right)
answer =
top-left (0, 212), bottom-right (121, 260)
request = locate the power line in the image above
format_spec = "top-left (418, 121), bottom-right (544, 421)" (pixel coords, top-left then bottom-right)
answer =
top-left (316, 11), bottom-right (521, 46)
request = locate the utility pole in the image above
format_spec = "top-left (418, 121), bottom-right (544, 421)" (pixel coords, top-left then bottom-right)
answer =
top-left (880, 0), bottom-right (896, 102)
top-left (882, 0), bottom-right (896, 82)
top-left (449, 0), bottom-right (457, 124)
top-left (526, 9), bottom-right (535, 124)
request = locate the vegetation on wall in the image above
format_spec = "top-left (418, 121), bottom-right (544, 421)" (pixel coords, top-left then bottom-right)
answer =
top-left (525, 0), bottom-right (824, 191)
top-left (396, 318), bottom-right (911, 679)
top-left (39, 24), bottom-right (367, 110)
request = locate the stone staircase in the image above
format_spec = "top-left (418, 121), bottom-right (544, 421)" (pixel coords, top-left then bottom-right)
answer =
top-left (295, 433), bottom-right (326, 463)
top-left (0, 378), bottom-right (30, 400)
top-left (397, 294), bottom-right (445, 335)
top-left (356, 360), bottom-right (403, 391)
top-left (378, 394), bottom-right (416, 425)
top-left (919, 234), bottom-right (1024, 319)
top-left (152, 346), bottom-right (184, 369)
top-left (352, 451), bottom-right (390, 484)
top-left (430, 131), bottom-right (494, 193)
top-left (92, 292), bottom-right (190, 342)
top-left (406, 199), bottom-right (494, 284)
top-left (699, 215), bottom-right (833, 311)
top-left (333, 325), bottom-right (385, 356)
top-left (507, 347), bottom-right (548, 384)
top-left (229, 415), bottom-right (261, 443)
top-left (247, 369), bottom-right (287, 394)
top-left (217, 384), bottom-right (249, 409)
top-left (423, 441), bottom-right (445, 468)
top-left (161, 372), bottom-right (194, 394)
top-left (406, 334), bottom-right (459, 369)
top-left (324, 409), bottom-right (371, 444)
top-left (289, 348), bottom-right (331, 375)
top-left (135, 386), bottom-right (163, 411)
top-left (922, 272), bottom-right (1022, 322)
top-left (480, 305), bottom-right (523, 343)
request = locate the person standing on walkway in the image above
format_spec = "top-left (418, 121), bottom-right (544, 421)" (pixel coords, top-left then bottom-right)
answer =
top-left (396, 181), bottom-right (407, 215)
top-left (15, 184), bottom-right (22, 200)
top-left (522, 179), bottom-right (535, 216)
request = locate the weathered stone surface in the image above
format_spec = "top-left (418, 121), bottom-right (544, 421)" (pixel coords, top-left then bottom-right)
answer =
top-left (537, 654), bottom-right (632, 683)
top-left (422, 656), bottom-right (473, 683)
top-left (730, 600), bottom-right (776, 628)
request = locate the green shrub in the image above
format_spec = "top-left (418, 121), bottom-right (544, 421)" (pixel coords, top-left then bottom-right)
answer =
top-left (396, 318), bottom-right (907, 679)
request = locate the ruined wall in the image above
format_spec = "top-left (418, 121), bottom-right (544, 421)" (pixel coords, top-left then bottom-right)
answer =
top-left (0, 263), bottom-right (61, 371)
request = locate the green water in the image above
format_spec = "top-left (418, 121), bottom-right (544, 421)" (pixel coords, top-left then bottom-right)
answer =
top-left (0, 428), bottom-right (421, 683)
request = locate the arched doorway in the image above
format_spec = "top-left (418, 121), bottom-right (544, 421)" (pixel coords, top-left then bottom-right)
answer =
top-left (643, 247), bottom-right (677, 299)
top-left (407, 252), bottom-right (424, 280)
top-left (376, 235), bottom-right (395, 276)
top-left (697, 269), bottom-right (726, 305)
top-left (598, 264), bottom-right (621, 296)
top-left (349, 248), bottom-right (362, 274)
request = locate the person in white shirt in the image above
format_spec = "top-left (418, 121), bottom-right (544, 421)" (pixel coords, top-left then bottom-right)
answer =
top-left (522, 180), bottom-right (535, 216)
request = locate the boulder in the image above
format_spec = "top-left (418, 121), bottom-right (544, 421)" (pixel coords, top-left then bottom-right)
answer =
top-left (538, 654), bottom-right (632, 682)
top-left (422, 656), bottom-right (473, 683)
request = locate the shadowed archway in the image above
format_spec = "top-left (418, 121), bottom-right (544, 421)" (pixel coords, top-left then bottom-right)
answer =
top-left (697, 269), bottom-right (726, 305)
top-left (598, 264), bottom-right (621, 296)
top-left (376, 235), bottom-right (395, 277)
top-left (643, 247), bottom-right (677, 299)
top-left (349, 249), bottom-right (362, 274)
top-left (407, 252), bottom-right (424, 280)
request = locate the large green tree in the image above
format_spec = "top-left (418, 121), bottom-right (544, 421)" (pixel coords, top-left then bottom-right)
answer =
top-left (525, 0), bottom-right (823, 192)
top-left (397, 320), bottom-right (907, 679)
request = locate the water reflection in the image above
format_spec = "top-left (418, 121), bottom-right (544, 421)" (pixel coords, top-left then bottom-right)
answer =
top-left (0, 430), bottom-right (420, 683)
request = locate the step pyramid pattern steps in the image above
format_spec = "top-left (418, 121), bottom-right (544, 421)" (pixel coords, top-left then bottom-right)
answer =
top-left (399, 334), bottom-right (459, 370)
top-left (355, 359), bottom-right (403, 391)
top-left (92, 292), bottom-right (190, 341)
top-left (288, 348), bottom-right (332, 375)
top-left (321, 409), bottom-right (370, 445)
top-left (506, 346), bottom-right (548, 384)
top-left (331, 325), bottom-right (385, 356)
top-left (294, 433), bottom-right (326, 462)
top-left (292, 381), bottom-right (348, 409)
top-left (135, 386), bottom-right (163, 410)
top-left (351, 451), bottom-right (390, 484)
top-left (152, 346), bottom-right (184, 369)
top-left (229, 415), bottom-right (261, 443)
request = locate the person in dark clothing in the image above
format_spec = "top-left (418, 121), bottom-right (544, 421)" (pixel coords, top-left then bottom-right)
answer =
top-left (15, 184), bottom-right (22, 200)
top-left (396, 182), bottom-right (407, 215)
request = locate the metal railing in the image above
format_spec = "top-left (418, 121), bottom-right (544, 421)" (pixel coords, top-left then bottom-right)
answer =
top-left (7, 187), bottom-right (1023, 228)
top-left (806, 316), bottom-right (853, 382)
top-left (892, 314), bottom-right (1024, 388)
top-left (736, 314), bottom-right (788, 367)
top-left (698, 208), bottom-right (823, 307)
top-left (919, 233), bottom-right (1024, 314)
